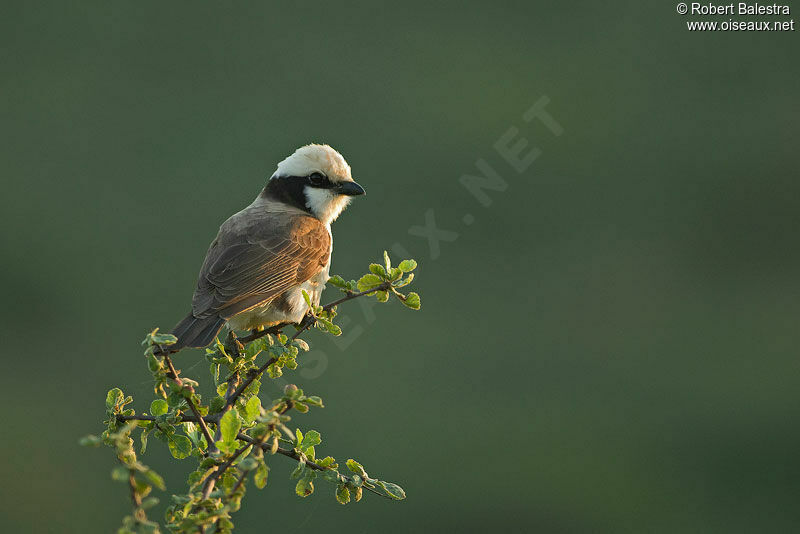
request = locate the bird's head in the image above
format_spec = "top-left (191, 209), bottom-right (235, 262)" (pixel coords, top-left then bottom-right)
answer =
top-left (267, 144), bottom-right (365, 225)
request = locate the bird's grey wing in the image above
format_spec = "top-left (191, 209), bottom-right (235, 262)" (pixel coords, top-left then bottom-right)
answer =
top-left (191, 211), bottom-right (331, 319)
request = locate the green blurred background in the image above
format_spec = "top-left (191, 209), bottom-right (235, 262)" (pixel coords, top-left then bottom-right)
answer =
top-left (2, 1), bottom-right (799, 532)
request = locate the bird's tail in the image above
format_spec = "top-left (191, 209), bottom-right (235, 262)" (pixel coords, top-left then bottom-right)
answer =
top-left (157, 312), bottom-right (226, 354)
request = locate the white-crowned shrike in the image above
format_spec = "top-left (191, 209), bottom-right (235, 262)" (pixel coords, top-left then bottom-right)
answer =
top-left (165, 144), bottom-right (365, 352)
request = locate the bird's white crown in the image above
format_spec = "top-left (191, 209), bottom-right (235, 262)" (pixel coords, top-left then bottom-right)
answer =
top-left (274, 144), bottom-right (353, 183)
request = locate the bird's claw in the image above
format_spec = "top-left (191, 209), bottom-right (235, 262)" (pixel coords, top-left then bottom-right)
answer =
top-left (300, 313), bottom-right (316, 330)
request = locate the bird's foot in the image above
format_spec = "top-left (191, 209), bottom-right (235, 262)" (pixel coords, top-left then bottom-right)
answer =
top-left (298, 312), bottom-right (316, 331)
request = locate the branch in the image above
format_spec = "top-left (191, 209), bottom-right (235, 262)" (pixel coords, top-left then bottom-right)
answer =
top-left (117, 414), bottom-right (207, 424)
top-left (236, 433), bottom-right (389, 499)
top-left (317, 282), bottom-right (391, 311)
top-left (225, 282), bottom-right (392, 410)
top-left (162, 354), bottom-right (217, 451)
top-left (238, 323), bottom-right (287, 345)
top-left (199, 402), bottom-right (293, 533)
top-left (202, 401), bottom-right (292, 500)
top-left (118, 450), bottom-right (155, 527)
top-left (121, 279), bottom-right (398, 510)
top-left (235, 432), bottom-right (323, 470)
top-left (223, 356), bottom-right (279, 412)
top-left (118, 409), bottom-right (351, 493)
top-left (229, 469), bottom-right (249, 496)
top-left (200, 441), bottom-right (250, 500)
top-left (127, 469), bottom-right (143, 508)
top-left (92, 255), bottom-right (417, 533)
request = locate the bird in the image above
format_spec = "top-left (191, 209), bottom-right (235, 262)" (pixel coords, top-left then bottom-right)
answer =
top-left (163, 143), bottom-right (365, 353)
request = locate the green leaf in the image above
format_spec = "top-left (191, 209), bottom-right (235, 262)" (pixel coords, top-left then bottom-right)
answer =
top-left (346, 459), bottom-right (366, 477)
top-left (238, 457), bottom-right (258, 471)
top-left (375, 290), bottom-right (389, 302)
top-left (299, 429), bottom-right (321, 452)
top-left (267, 362), bottom-right (283, 379)
top-left (295, 475), bottom-right (314, 497)
top-left (79, 435), bottom-right (102, 447)
top-left (111, 466), bottom-right (129, 481)
top-left (243, 340), bottom-right (263, 361)
top-left (356, 274), bottom-right (383, 292)
top-left (249, 423), bottom-right (269, 441)
top-left (398, 259), bottom-right (417, 272)
top-left (199, 457), bottom-right (218, 469)
top-left (329, 324), bottom-right (342, 336)
top-left (328, 274), bottom-right (348, 288)
top-left (245, 396), bottom-right (261, 423)
top-left (246, 377), bottom-right (262, 397)
top-left (305, 395), bottom-right (324, 408)
top-left (316, 317), bottom-right (342, 336)
top-left (254, 460), bottom-right (269, 489)
top-left (394, 273), bottom-right (414, 287)
top-left (336, 483), bottom-right (350, 504)
top-left (106, 388), bottom-right (124, 410)
top-left (219, 410), bottom-right (241, 443)
top-left (140, 496), bottom-right (159, 510)
top-left (383, 250), bottom-right (392, 271)
top-left (209, 395), bottom-right (226, 414)
top-left (317, 456), bottom-right (337, 469)
top-left (232, 442), bottom-right (256, 471)
top-left (301, 289), bottom-right (312, 307)
top-left (327, 323), bottom-right (342, 336)
top-left (168, 435), bottom-right (193, 459)
top-left (147, 353), bottom-right (162, 373)
top-left (377, 480), bottom-right (407, 500)
top-left (150, 399), bottom-right (168, 416)
top-left (290, 461), bottom-right (306, 480)
top-left (216, 440), bottom-right (239, 455)
top-left (369, 263), bottom-right (387, 277)
top-left (140, 429), bottom-right (150, 454)
top-left (142, 469), bottom-right (166, 491)
top-left (150, 331), bottom-right (178, 346)
top-left (402, 292), bottom-right (421, 310)
top-left (321, 469), bottom-right (340, 483)
top-left (221, 471), bottom-right (238, 493)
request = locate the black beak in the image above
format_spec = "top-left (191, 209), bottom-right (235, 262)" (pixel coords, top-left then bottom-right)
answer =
top-left (337, 181), bottom-right (366, 196)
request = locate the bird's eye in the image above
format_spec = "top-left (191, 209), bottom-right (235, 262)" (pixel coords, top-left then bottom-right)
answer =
top-left (309, 172), bottom-right (326, 186)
